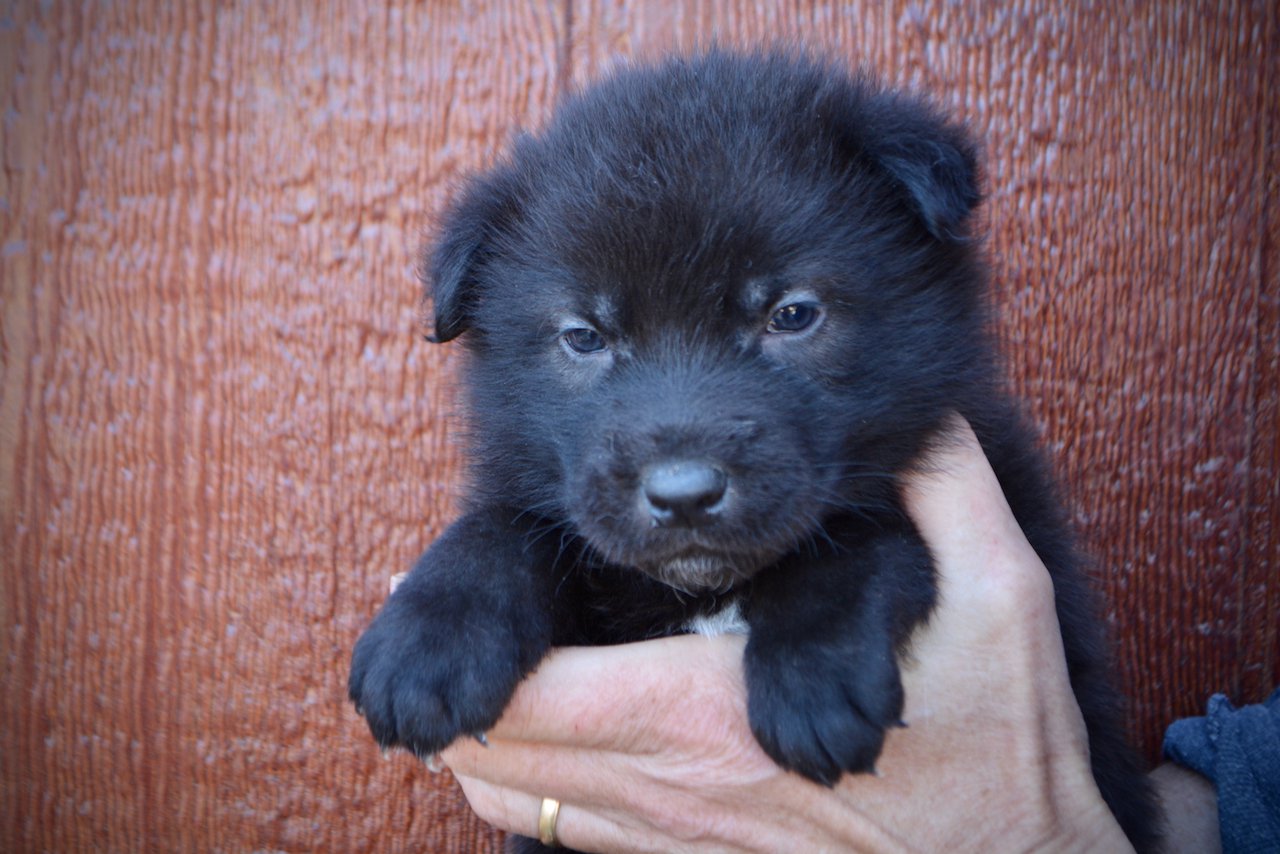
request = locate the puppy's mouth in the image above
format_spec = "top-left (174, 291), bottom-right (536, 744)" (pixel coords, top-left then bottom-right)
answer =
top-left (644, 551), bottom-right (754, 594)
top-left (571, 501), bottom-right (806, 594)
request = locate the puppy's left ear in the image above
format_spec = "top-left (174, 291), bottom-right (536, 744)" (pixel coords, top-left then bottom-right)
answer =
top-left (866, 110), bottom-right (980, 242)
top-left (825, 86), bottom-right (981, 242)
top-left (424, 171), bottom-right (520, 343)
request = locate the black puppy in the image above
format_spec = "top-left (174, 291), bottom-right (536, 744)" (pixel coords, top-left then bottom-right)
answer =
top-left (350, 50), bottom-right (1160, 850)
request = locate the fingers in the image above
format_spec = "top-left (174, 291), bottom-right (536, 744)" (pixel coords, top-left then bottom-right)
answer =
top-left (900, 416), bottom-right (1054, 611)
top-left (455, 775), bottom-right (660, 854)
top-left (456, 771), bottom-right (913, 854)
top-left (468, 634), bottom-right (745, 749)
top-left (902, 418), bottom-right (1025, 563)
top-left (895, 416), bottom-right (1076, 740)
top-left (444, 738), bottom-right (631, 810)
top-left (442, 634), bottom-right (755, 795)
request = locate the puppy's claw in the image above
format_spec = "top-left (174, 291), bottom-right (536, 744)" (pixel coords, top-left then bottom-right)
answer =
top-left (473, 731), bottom-right (489, 747)
top-left (896, 718), bottom-right (909, 729)
top-left (426, 753), bottom-right (446, 773)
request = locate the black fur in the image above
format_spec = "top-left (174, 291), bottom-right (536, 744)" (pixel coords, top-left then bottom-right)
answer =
top-left (350, 49), bottom-right (1160, 851)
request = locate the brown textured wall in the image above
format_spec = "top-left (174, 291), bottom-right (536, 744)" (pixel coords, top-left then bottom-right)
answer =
top-left (1, 1), bottom-right (1275, 851)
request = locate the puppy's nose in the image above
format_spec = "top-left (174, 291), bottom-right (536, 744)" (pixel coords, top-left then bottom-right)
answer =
top-left (642, 461), bottom-right (727, 527)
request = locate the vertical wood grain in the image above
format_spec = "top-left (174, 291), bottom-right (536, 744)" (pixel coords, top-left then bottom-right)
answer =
top-left (1, 1), bottom-right (564, 850)
top-left (1, 1), bottom-right (1275, 851)
top-left (1241, 0), bottom-right (1280, 707)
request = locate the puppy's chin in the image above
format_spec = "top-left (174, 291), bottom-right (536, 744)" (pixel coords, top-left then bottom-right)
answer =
top-left (644, 553), bottom-right (752, 595)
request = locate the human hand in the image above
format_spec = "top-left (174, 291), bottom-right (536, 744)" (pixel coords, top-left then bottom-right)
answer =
top-left (441, 419), bottom-right (1133, 852)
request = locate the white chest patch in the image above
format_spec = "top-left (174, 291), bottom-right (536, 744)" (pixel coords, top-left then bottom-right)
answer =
top-left (684, 599), bottom-right (749, 637)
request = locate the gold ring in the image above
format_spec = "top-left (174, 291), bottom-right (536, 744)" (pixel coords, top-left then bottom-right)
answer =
top-left (538, 796), bottom-right (561, 847)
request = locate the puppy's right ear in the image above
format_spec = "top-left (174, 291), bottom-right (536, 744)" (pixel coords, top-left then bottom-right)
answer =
top-left (424, 173), bottom-right (519, 343)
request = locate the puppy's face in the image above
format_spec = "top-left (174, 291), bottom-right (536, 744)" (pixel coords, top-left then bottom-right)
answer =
top-left (428, 53), bottom-right (986, 592)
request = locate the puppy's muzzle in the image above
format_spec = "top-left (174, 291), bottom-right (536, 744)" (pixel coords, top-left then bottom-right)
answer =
top-left (641, 460), bottom-right (728, 527)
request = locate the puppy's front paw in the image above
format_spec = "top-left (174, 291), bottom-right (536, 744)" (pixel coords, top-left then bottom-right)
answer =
top-left (348, 594), bottom-right (534, 758)
top-left (744, 637), bottom-right (904, 786)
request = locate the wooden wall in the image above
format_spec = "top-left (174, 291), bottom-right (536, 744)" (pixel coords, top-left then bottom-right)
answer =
top-left (1, 1), bottom-right (1275, 850)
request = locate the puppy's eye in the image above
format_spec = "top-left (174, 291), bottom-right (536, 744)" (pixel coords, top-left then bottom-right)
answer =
top-left (766, 302), bottom-right (822, 334)
top-left (562, 327), bottom-right (607, 354)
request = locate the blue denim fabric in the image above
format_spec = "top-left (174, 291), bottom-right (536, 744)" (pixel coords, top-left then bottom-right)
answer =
top-left (1163, 687), bottom-right (1280, 854)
